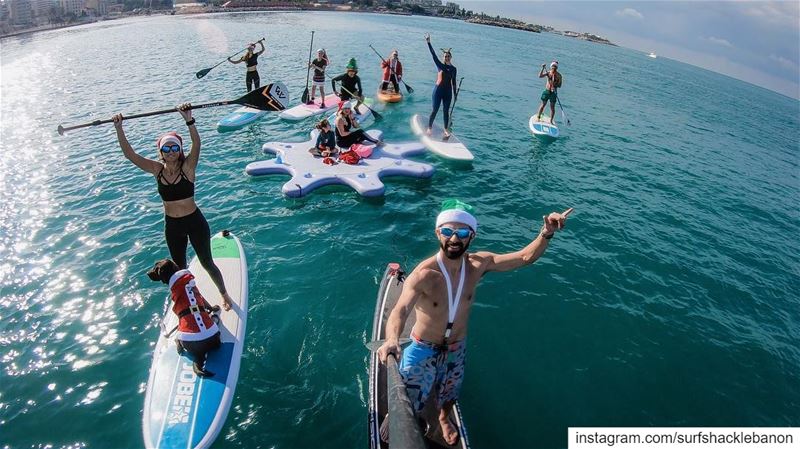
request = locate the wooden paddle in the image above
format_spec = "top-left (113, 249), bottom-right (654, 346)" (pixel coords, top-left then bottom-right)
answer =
top-left (57, 82), bottom-right (289, 135)
top-left (301, 31), bottom-right (315, 105)
top-left (369, 44), bottom-right (414, 94)
top-left (195, 38), bottom-right (264, 80)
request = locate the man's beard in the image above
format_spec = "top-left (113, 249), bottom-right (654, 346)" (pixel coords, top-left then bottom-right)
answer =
top-left (440, 240), bottom-right (470, 260)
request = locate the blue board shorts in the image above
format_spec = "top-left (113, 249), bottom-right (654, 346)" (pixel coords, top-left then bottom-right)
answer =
top-left (541, 89), bottom-right (557, 104)
top-left (399, 334), bottom-right (467, 412)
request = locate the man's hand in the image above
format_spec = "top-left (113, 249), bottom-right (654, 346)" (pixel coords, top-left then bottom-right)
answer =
top-left (376, 340), bottom-right (402, 364)
top-left (541, 207), bottom-right (574, 237)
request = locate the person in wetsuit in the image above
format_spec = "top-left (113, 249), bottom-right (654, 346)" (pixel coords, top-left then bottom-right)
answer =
top-left (228, 40), bottom-right (265, 92)
top-left (425, 33), bottom-right (458, 138)
top-left (331, 58), bottom-right (364, 114)
top-left (112, 104), bottom-right (234, 311)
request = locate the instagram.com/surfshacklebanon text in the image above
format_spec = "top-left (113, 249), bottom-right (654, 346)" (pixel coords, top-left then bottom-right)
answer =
top-left (569, 427), bottom-right (798, 448)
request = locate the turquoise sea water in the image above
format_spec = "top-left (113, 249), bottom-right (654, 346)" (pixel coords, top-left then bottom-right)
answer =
top-left (1, 11), bottom-right (798, 449)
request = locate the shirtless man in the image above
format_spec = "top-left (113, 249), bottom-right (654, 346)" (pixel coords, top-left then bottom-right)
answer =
top-left (536, 61), bottom-right (563, 124)
top-left (377, 199), bottom-right (573, 445)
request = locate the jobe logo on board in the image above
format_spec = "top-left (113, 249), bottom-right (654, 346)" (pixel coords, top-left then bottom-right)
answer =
top-left (167, 362), bottom-right (197, 425)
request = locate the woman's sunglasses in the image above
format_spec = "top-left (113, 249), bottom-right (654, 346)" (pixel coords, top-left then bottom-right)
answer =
top-left (160, 144), bottom-right (181, 153)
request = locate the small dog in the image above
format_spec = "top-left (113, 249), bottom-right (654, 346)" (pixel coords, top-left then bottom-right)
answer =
top-left (148, 259), bottom-right (221, 377)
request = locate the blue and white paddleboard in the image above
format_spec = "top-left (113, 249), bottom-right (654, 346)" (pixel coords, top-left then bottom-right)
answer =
top-left (529, 114), bottom-right (560, 139)
top-left (143, 231), bottom-right (248, 449)
top-left (217, 107), bottom-right (268, 132)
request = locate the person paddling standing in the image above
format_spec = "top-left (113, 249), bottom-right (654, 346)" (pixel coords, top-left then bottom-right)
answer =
top-left (380, 50), bottom-right (403, 94)
top-left (308, 49), bottom-right (330, 108)
top-left (112, 104), bottom-right (234, 311)
top-left (228, 40), bottom-right (265, 92)
top-left (536, 61), bottom-right (562, 124)
top-left (377, 200), bottom-right (573, 446)
top-left (424, 33), bottom-right (457, 139)
top-left (331, 58), bottom-right (364, 114)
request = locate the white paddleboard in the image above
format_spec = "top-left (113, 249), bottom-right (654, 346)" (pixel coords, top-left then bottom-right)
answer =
top-left (217, 107), bottom-right (267, 132)
top-left (278, 93), bottom-right (339, 121)
top-left (529, 114), bottom-right (560, 139)
top-left (143, 231), bottom-right (248, 449)
top-left (410, 114), bottom-right (474, 162)
top-left (327, 98), bottom-right (375, 129)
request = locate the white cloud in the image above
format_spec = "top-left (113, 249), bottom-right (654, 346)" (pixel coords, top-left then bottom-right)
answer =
top-left (741, 2), bottom-right (800, 30)
top-left (769, 54), bottom-right (799, 72)
top-left (706, 36), bottom-right (733, 48)
top-left (615, 8), bottom-right (643, 20)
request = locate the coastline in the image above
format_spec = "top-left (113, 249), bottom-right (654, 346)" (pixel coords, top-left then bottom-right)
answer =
top-left (0, 6), bottom-right (615, 46)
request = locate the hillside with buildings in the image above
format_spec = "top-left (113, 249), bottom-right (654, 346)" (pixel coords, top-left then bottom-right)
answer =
top-left (1, 0), bottom-right (614, 45)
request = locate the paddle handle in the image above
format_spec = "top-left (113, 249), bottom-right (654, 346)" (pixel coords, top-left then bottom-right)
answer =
top-left (57, 100), bottom-right (234, 135)
top-left (304, 32), bottom-right (315, 84)
top-left (335, 83), bottom-right (382, 121)
top-left (369, 44), bottom-right (387, 64)
top-left (448, 77), bottom-right (465, 127)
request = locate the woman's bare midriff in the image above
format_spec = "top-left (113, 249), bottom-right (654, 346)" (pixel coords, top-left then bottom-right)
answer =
top-left (163, 197), bottom-right (198, 218)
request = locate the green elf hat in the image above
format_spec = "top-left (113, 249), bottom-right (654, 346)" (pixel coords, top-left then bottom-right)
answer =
top-left (436, 199), bottom-right (477, 232)
top-left (346, 58), bottom-right (358, 71)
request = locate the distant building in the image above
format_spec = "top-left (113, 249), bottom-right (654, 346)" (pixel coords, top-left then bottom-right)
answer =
top-left (84, 0), bottom-right (106, 15)
top-left (401, 0), bottom-right (441, 6)
top-left (10, 0), bottom-right (33, 25)
top-left (60, 0), bottom-right (83, 16)
top-left (30, 0), bottom-right (54, 24)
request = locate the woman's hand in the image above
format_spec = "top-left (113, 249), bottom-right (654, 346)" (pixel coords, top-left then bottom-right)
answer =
top-left (424, 33), bottom-right (430, 43)
top-left (177, 103), bottom-right (192, 121)
top-left (112, 113), bottom-right (124, 130)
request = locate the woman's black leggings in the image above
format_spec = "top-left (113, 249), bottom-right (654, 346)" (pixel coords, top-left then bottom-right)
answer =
top-left (164, 208), bottom-right (227, 295)
top-left (246, 70), bottom-right (260, 91)
top-left (336, 129), bottom-right (380, 148)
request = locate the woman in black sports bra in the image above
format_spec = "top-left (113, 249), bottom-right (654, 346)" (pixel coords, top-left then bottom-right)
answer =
top-left (112, 103), bottom-right (233, 310)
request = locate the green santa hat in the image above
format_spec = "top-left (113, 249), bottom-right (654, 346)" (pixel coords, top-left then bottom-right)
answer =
top-left (436, 199), bottom-right (478, 232)
top-left (346, 58), bottom-right (358, 71)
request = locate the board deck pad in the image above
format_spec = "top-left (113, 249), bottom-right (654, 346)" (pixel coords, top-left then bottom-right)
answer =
top-left (143, 232), bottom-right (248, 449)
top-left (529, 114), bottom-right (560, 139)
top-left (368, 264), bottom-right (471, 449)
top-left (410, 114), bottom-right (473, 162)
top-left (278, 93), bottom-right (339, 121)
top-left (377, 89), bottom-right (403, 103)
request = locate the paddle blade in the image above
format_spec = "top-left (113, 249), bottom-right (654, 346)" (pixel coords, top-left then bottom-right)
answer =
top-left (196, 68), bottom-right (212, 79)
top-left (404, 83), bottom-right (414, 94)
top-left (301, 87), bottom-right (309, 105)
top-left (371, 108), bottom-right (384, 123)
top-left (237, 81), bottom-right (290, 111)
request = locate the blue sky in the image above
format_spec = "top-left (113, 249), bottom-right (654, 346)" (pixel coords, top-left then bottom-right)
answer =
top-left (461, 1), bottom-right (800, 99)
